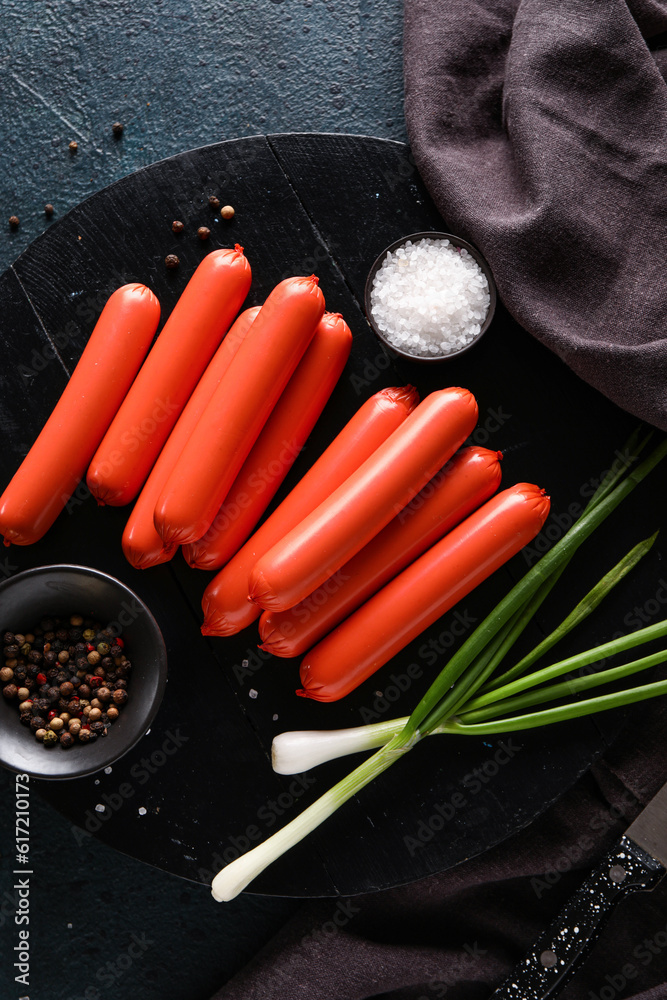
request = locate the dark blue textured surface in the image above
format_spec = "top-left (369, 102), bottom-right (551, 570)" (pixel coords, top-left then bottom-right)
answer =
top-left (0, 0), bottom-right (405, 273)
top-left (0, 3), bottom-right (405, 998)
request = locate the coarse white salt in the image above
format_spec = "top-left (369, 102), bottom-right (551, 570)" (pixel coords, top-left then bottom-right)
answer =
top-left (369, 238), bottom-right (491, 358)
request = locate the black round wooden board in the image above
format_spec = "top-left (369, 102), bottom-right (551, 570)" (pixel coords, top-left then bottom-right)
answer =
top-left (1, 133), bottom-right (664, 898)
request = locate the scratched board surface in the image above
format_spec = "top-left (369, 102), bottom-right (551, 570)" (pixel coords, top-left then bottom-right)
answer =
top-left (0, 134), bottom-right (663, 897)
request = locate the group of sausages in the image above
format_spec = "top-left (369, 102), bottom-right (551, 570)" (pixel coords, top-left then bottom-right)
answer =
top-left (0, 245), bottom-right (550, 704)
top-left (202, 385), bottom-right (550, 701)
top-left (0, 249), bottom-right (352, 570)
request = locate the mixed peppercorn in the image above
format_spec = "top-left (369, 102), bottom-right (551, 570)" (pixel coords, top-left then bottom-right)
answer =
top-left (1, 613), bottom-right (132, 749)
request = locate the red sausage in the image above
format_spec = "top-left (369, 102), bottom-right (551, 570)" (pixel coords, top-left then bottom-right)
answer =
top-left (259, 446), bottom-right (503, 657)
top-left (0, 284), bottom-right (160, 546)
top-left (182, 312), bottom-right (352, 570)
top-left (121, 306), bottom-right (260, 569)
top-left (248, 388), bottom-right (478, 613)
top-left (298, 483), bottom-right (551, 702)
top-left (154, 275), bottom-right (325, 547)
top-left (87, 246), bottom-right (252, 506)
top-left (200, 385), bottom-right (419, 636)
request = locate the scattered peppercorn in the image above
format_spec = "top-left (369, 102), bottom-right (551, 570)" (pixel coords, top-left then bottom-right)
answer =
top-left (197, 226), bottom-right (210, 241)
top-left (9, 215), bottom-right (20, 230)
top-left (208, 195), bottom-right (220, 209)
top-left (165, 254), bottom-right (180, 269)
top-left (69, 140), bottom-right (78, 153)
top-left (60, 732), bottom-right (75, 748)
top-left (171, 220), bottom-right (184, 235)
top-left (112, 121), bottom-right (124, 136)
top-left (44, 204), bottom-right (55, 218)
top-left (220, 205), bottom-right (235, 220)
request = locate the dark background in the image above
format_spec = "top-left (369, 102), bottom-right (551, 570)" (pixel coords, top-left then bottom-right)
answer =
top-left (0, 3), bottom-right (405, 998)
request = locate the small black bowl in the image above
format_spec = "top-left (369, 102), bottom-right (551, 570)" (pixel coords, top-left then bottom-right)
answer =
top-left (0, 565), bottom-right (167, 780)
top-left (364, 231), bottom-right (497, 363)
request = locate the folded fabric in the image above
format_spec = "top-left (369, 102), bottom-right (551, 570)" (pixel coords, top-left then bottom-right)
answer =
top-left (404, 0), bottom-right (667, 431)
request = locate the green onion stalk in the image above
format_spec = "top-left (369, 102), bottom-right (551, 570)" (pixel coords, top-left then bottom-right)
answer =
top-left (211, 436), bottom-right (667, 902)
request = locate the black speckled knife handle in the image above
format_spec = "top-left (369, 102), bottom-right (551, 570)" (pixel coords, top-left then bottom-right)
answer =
top-left (490, 836), bottom-right (665, 1000)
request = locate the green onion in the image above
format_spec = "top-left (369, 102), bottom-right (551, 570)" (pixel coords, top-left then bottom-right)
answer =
top-left (458, 618), bottom-right (667, 715)
top-left (212, 732), bottom-right (413, 901)
top-left (271, 718), bottom-right (410, 774)
top-left (444, 677), bottom-right (667, 736)
top-left (457, 648), bottom-right (667, 724)
top-left (210, 435), bottom-right (667, 901)
top-left (481, 533), bottom-right (657, 695)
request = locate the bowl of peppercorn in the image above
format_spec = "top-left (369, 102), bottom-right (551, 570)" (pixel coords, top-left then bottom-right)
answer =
top-left (0, 564), bottom-right (167, 780)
